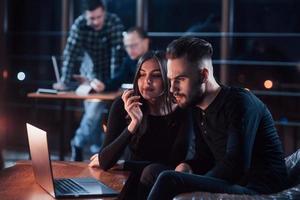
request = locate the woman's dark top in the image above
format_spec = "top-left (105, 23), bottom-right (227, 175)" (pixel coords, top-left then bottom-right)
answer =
top-left (99, 97), bottom-right (191, 171)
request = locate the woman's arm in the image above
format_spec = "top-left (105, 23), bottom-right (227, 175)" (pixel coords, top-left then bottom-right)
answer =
top-left (94, 98), bottom-right (132, 170)
top-left (98, 90), bottom-right (144, 170)
top-left (99, 128), bottom-right (133, 170)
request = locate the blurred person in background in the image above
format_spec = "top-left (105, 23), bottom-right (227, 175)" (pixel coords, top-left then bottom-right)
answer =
top-left (105, 26), bottom-right (150, 91)
top-left (53, 0), bottom-right (124, 161)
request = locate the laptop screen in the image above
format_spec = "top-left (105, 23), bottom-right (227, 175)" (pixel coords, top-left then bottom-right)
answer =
top-left (51, 56), bottom-right (60, 83)
top-left (26, 123), bottom-right (56, 197)
top-left (26, 123), bottom-right (119, 198)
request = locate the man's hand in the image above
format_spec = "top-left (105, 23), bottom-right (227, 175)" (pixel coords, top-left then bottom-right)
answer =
top-left (90, 78), bottom-right (106, 93)
top-left (53, 82), bottom-right (67, 91)
top-left (88, 153), bottom-right (100, 168)
top-left (175, 163), bottom-right (193, 173)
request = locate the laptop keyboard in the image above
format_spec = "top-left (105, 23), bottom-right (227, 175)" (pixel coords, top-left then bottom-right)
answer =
top-left (54, 179), bottom-right (89, 194)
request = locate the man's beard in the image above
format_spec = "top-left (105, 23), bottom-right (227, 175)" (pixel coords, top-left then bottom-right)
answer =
top-left (171, 75), bottom-right (204, 108)
top-left (187, 89), bottom-right (204, 107)
top-left (184, 75), bottom-right (205, 107)
top-left (172, 87), bottom-right (204, 108)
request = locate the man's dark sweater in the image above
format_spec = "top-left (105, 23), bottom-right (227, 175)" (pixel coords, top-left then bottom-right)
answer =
top-left (105, 56), bottom-right (138, 91)
top-left (187, 86), bottom-right (288, 194)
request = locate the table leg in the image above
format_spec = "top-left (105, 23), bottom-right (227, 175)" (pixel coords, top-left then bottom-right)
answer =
top-left (0, 147), bottom-right (3, 169)
top-left (59, 100), bottom-right (66, 161)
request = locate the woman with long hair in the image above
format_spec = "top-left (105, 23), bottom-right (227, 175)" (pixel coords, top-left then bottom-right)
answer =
top-left (89, 50), bottom-right (192, 199)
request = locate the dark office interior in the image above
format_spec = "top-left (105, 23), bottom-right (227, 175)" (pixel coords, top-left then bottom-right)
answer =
top-left (0, 1), bottom-right (300, 198)
top-left (0, 0), bottom-right (300, 200)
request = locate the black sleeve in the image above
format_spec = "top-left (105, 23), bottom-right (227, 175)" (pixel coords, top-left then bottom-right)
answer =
top-left (184, 131), bottom-right (215, 175)
top-left (205, 91), bottom-right (262, 182)
top-left (98, 97), bottom-right (133, 170)
top-left (182, 109), bottom-right (215, 174)
top-left (167, 109), bottom-right (193, 167)
top-left (123, 160), bottom-right (152, 172)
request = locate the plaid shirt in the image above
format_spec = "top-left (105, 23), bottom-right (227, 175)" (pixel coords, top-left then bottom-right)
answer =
top-left (61, 12), bottom-right (124, 90)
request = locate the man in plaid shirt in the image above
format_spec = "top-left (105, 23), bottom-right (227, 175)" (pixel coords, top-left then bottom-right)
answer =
top-left (53, 0), bottom-right (124, 161)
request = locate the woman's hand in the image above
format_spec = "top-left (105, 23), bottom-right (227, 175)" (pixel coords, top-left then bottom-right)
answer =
top-left (175, 162), bottom-right (193, 173)
top-left (88, 153), bottom-right (100, 168)
top-left (121, 90), bottom-right (143, 133)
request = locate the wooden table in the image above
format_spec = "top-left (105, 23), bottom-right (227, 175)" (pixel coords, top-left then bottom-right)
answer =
top-left (0, 160), bottom-right (130, 200)
top-left (27, 91), bottom-right (122, 101)
top-left (27, 91), bottom-right (122, 160)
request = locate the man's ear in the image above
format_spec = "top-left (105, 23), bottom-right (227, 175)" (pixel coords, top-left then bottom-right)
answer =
top-left (199, 68), bottom-right (209, 83)
top-left (143, 38), bottom-right (150, 50)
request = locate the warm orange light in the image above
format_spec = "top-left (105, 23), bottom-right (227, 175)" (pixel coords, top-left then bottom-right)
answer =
top-left (0, 116), bottom-right (7, 133)
top-left (102, 124), bottom-right (107, 133)
top-left (2, 70), bottom-right (8, 79)
top-left (264, 80), bottom-right (273, 89)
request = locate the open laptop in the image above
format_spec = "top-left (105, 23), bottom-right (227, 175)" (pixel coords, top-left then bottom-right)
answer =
top-left (36, 56), bottom-right (60, 94)
top-left (26, 123), bottom-right (118, 198)
top-left (53, 55), bottom-right (93, 95)
top-left (51, 56), bottom-right (60, 83)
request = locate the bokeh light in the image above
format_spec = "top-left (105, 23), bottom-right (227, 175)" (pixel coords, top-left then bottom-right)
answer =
top-left (17, 72), bottom-right (26, 81)
top-left (264, 80), bottom-right (273, 89)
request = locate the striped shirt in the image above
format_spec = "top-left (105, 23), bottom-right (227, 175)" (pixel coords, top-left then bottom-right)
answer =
top-left (61, 12), bottom-right (125, 90)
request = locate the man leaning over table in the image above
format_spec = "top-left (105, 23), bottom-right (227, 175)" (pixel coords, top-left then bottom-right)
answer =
top-left (53, 0), bottom-right (124, 161)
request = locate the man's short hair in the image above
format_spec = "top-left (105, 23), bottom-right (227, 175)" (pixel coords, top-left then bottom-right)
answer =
top-left (126, 27), bottom-right (148, 39)
top-left (167, 37), bottom-right (213, 68)
top-left (82, 0), bottom-right (106, 11)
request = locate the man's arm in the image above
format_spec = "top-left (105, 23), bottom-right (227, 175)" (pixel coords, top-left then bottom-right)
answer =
top-left (205, 91), bottom-right (262, 182)
top-left (180, 118), bottom-right (215, 175)
top-left (60, 17), bottom-right (84, 84)
top-left (183, 134), bottom-right (215, 175)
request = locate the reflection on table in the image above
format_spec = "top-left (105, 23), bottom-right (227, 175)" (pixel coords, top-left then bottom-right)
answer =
top-left (0, 160), bottom-right (130, 200)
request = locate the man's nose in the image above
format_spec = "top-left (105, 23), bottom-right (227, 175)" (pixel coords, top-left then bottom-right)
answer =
top-left (170, 81), bottom-right (175, 93)
top-left (92, 19), bottom-right (100, 25)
